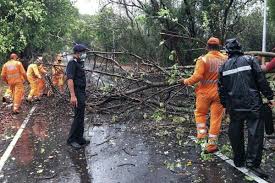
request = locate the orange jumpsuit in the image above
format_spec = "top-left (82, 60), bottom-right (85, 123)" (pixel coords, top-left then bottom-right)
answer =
top-left (52, 62), bottom-right (65, 93)
top-left (37, 65), bottom-right (47, 96)
top-left (1, 59), bottom-right (27, 112)
top-left (27, 64), bottom-right (42, 101)
top-left (183, 51), bottom-right (227, 141)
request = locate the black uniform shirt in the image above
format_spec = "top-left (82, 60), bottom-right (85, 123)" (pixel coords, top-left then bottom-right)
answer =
top-left (66, 59), bottom-right (86, 89)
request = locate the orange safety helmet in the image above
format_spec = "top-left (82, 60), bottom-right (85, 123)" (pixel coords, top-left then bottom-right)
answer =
top-left (207, 37), bottom-right (220, 45)
top-left (10, 53), bottom-right (18, 60)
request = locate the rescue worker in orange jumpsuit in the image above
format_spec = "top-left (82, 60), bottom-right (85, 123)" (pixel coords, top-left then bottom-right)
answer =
top-left (52, 54), bottom-right (65, 94)
top-left (180, 37), bottom-right (228, 153)
top-left (2, 58), bottom-right (25, 103)
top-left (1, 53), bottom-right (27, 113)
top-left (27, 57), bottom-right (43, 101)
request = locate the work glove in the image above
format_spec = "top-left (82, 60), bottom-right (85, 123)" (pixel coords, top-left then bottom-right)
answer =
top-left (178, 78), bottom-right (190, 85)
top-left (183, 79), bottom-right (192, 86)
top-left (178, 78), bottom-right (185, 85)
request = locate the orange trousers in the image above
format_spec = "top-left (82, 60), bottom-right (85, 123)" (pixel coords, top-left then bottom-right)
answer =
top-left (28, 78), bottom-right (39, 100)
top-left (10, 83), bottom-right (24, 111)
top-left (37, 78), bottom-right (46, 97)
top-left (52, 75), bottom-right (64, 93)
top-left (194, 90), bottom-right (224, 137)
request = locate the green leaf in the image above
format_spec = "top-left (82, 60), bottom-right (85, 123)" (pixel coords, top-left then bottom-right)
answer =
top-left (159, 40), bottom-right (165, 46)
top-left (169, 54), bottom-right (174, 61)
top-left (244, 176), bottom-right (254, 182)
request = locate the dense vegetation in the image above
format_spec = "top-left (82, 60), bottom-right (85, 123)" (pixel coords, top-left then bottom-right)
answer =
top-left (1, 0), bottom-right (275, 65)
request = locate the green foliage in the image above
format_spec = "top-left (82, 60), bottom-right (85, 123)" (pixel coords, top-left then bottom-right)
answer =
top-left (220, 144), bottom-right (233, 158)
top-left (164, 161), bottom-right (176, 171)
top-left (155, 129), bottom-right (170, 137)
top-left (0, 0), bottom-right (45, 54)
top-left (200, 151), bottom-right (214, 161)
top-left (166, 64), bottom-right (185, 85)
top-left (201, 11), bottom-right (210, 32)
top-left (172, 116), bottom-right (186, 124)
top-left (151, 108), bottom-right (166, 122)
top-left (1, 0), bottom-right (274, 67)
top-left (244, 176), bottom-right (254, 182)
top-left (159, 40), bottom-right (166, 46)
top-left (135, 14), bottom-right (146, 24)
top-left (35, 0), bottom-right (78, 52)
top-left (175, 126), bottom-right (185, 142)
top-left (99, 84), bottom-right (114, 94)
top-left (168, 50), bottom-right (176, 61)
top-left (158, 8), bottom-right (171, 19)
top-left (112, 115), bottom-right (118, 123)
top-left (0, 0), bottom-right (78, 64)
top-left (269, 0), bottom-right (275, 21)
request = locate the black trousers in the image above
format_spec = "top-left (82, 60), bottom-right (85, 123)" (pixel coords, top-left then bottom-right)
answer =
top-left (67, 87), bottom-right (86, 144)
top-left (228, 110), bottom-right (264, 167)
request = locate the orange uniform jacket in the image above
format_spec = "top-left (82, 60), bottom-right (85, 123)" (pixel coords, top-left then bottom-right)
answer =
top-left (52, 63), bottom-right (65, 86)
top-left (27, 64), bottom-right (41, 80)
top-left (1, 59), bottom-right (26, 112)
top-left (27, 64), bottom-right (42, 100)
top-left (184, 51), bottom-right (227, 93)
top-left (52, 63), bottom-right (64, 75)
top-left (1, 60), bottom-right (26, 85)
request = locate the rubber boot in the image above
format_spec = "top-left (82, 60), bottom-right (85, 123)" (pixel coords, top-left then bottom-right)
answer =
top-left (204, 138), bottom-right (218, 153)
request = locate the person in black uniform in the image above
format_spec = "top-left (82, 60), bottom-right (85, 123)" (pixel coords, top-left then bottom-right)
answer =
top-left (66, 44), bottom-right (90, 149)
top-left (218, 38), bottom-right (274, 178)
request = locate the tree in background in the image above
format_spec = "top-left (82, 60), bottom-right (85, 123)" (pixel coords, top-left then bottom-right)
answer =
top-left (0, 0), bottom-right (45, 62)
top-left (100, 0), bottom-right (269, 65)
top-left (25, 0), bottom-right (78, 56)
top-left (0, 0), bottom-right (78, 64)
top-left (1, 0), bottom-right (274, 66)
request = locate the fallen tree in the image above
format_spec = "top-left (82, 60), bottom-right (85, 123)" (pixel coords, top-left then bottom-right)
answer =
top-left (44, 51), bottom-right (195, 117)
top-left (44, 50), bottom-right (274, 117)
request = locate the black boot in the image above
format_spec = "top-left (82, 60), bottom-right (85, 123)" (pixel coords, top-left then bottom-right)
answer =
top-left (67, 141), bottom-right (82, 150)
top-left (78, 138), bottom-right (90, 146)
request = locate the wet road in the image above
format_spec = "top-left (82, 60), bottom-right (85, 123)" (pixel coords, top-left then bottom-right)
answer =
top-left (85, 122), bottom-right (251, 183)
top-left (0, 99), bottom-right (91, 183)
top-left (0, 98), bottom-right (273, 183)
